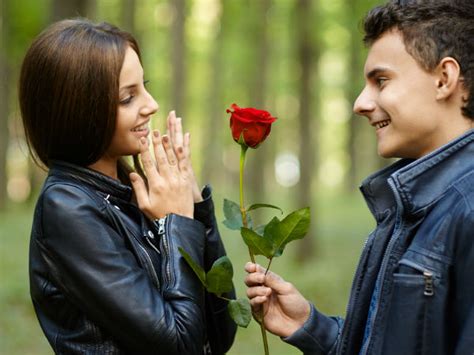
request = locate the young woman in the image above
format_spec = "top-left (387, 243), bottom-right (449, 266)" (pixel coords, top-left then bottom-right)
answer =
top-left (20, 19), bottom-right (236, 354)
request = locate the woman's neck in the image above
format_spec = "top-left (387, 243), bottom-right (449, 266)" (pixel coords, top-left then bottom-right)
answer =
top-left (88, 157), bottom-right (119, 180)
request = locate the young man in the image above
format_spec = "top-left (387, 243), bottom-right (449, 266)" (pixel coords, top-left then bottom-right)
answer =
top-left (245, 2), bottom-right (474, 354)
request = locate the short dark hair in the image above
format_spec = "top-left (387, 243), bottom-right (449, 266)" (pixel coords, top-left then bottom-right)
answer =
top-left (363, 2), bottom-right (474, 119)
top-left (19, 18), bottom-right (143, 179)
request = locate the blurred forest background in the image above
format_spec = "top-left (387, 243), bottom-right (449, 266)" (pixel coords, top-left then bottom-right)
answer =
top-left (0, 0), bottom-right (387, 353)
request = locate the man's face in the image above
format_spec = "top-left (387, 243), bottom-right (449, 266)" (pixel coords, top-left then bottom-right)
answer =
top-left (353, 30), bottom-right (444, 159)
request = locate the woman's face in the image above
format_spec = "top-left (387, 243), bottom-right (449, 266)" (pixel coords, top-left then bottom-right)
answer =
top-left (106, 46), bottom-right (159, 158)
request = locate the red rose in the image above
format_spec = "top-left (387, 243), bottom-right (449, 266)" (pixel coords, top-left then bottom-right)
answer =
top-left (226, 103), bottom-right (277, 148)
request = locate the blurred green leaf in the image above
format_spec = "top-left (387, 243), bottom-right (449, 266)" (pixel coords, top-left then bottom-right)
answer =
top-left (254, 223), bottom-right (267, 236)
top-left (223, 198), bottom-right (254, 230)
top-left (247, 203), bottom-right (283, 214)
top-left (223, 198), bottom-right (243, 230)
top-left (178, 247), bottom-right (206, 286)
top-left (228, 298), bottom-right (252, 328)
top-left (241, 227), bottom-right (273, 258)
top-left (206, 256), bottom-right (234, 295)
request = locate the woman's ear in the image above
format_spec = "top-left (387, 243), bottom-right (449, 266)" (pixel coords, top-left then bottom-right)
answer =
top-left (435, 57), bottom-right (461, 100)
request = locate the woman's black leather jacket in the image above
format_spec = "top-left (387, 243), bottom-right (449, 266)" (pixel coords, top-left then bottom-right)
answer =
top-left (29, 161), bottom-right (237, 354)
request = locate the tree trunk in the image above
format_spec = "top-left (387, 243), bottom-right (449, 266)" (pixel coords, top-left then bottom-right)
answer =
top-left (0, 0), bottom-right (10, 210)
top-left (51, 0), bottom-right (93, 21)
top-left (121, 0), bottom-right (136, 33)
top-left (170, 0), bottom-right (186, 115)
top-left (202, 0), bottom-right (225, 186)
top-left (295, 0), bottom-right (318, 263)
top-left (346, 0), bottom-right (363, 191)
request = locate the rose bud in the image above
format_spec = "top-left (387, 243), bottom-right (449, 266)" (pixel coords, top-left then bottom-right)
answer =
top-left (226, 103), bottom-right (277, 149)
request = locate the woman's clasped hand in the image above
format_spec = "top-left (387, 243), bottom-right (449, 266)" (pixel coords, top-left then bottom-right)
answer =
top-left (130, 111), bottom-right (195, 220)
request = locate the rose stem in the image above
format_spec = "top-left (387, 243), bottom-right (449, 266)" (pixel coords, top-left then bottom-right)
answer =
top-left (239, 144), bottom-right (269, 355)
top-left (239, 145), bottom-right (255, 263)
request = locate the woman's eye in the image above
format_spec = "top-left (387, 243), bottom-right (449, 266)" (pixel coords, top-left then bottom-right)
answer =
top-left (376, 77), bottom-right (388, 87)
top-left (120, 95), bottom-right (134, 105)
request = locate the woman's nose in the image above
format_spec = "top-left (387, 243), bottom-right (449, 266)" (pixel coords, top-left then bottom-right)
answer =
top-left (141, 92), bottom-right (159, 116)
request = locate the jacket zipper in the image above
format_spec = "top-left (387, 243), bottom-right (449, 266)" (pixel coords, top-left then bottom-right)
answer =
top-left (136, 242), bottom-right (161, 289)
top-left (103, 194), bottom-right (161, 290)
top-left (145, 230), bottom-right (161, 255)
top-left (358, 178), bottom-right (404, 355)
top-left (157, 216), bottom-right (173, 286)
top-left (398, 259), bottom-right (435, 297)
top-left (336, 230), bottom-right (377, 354)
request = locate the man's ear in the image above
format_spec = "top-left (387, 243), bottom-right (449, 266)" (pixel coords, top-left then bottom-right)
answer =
top-left (435, 57), bottom-right (461, 100)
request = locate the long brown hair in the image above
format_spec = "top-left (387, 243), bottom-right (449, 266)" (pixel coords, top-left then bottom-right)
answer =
top-left (19, 18), bottom-right (145, 183)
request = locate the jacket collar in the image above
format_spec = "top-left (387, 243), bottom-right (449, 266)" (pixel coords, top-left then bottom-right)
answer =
top-left (361, 129), bottom-right (474, 220)
top-left (49, 160), bottom-right (133, 202)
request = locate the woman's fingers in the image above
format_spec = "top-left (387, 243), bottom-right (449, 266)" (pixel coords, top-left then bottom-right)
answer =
top-left (139, 137), bottom-right (160, 181)
top-left (129, 172), bottom-right (151, 214)
top-left (150, 130), bottom-right (171, 174)
top-left (162, 135), bottom-right (179, 168)
top-left (175, 145), bottom-right (189, 175)
top-left (174, 116), bottom-right (184, 149)
top-left (167, 111), bottom-right (175, 144)
top-left (184, 132), bottom-right (191, 158)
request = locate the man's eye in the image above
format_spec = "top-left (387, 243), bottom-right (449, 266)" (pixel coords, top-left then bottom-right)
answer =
top-left (120, 95), bottom-right (134, 105)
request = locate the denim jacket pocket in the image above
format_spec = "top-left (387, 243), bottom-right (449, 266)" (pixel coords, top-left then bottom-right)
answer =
top-left (381, 256), bottom-right (441, 355)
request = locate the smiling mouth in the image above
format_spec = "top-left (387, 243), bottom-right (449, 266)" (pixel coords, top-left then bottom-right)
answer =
top-left (131, 122), bottom-right (149, 132)
top-left (374, 119), bottom-right (391, 130)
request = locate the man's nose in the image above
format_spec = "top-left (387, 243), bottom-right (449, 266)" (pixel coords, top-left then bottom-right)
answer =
top-left (353, 87), bottom-right (376, 116)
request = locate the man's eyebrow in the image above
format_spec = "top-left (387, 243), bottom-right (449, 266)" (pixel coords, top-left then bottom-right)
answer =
top-left (366, 67), bottom-right (390, 80)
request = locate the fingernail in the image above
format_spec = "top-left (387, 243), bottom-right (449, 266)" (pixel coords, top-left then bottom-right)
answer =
top-left (129, 173), bottom-right (137, 182)
top-left (177, 146), bottom-right (183, 154)
top-left (162, 135), bottom-right (169, 143)
top-left (140, 137), bottom-right (147, 145)
top-left (153, 130), bottom-right (159, 138)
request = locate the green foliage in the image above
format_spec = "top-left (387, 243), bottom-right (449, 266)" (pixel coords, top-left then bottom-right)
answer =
top-left (228, 298), bottom-right (252, 328)
top-left (222, 199), bottom-right (243, 230)
top-left (247, 203), bottom-right (283, 214)
top-left (178, 247), bottom-right (250, 327)
top-left (178, 247), bottom-right (206, 285)
top-left (241, 226), bottom-right (274, 258)
top-left (206, 256), bottom-right (234, 296)
top-left (241, 207), bottom-right (311, 259)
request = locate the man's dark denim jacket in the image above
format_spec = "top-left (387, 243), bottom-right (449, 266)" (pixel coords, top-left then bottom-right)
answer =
top-left (285, 130), bottom-right (474, 354)
top-left (29, 161), bottom-right (236, 354)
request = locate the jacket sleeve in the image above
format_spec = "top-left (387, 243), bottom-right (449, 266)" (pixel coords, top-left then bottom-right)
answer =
top-left (453, 208), bottom-right (474, 354)
top-left (193, 185), bottom-right (238, 354)
top-left (38, 184), bottom-right (207, 354)
top-left (283, 304), bottom-right (344, 355)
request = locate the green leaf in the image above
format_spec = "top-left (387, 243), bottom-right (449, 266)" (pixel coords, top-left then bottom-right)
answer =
top-left (267, 207), bottom-right (311, 257)
top-left (241, 227), bottom-right (273, 258)
top-left (254, 223), bottom-right (267, 236)
top-left (228, 298), bottom-right (252, 327)
top-left (222, 199), bottom-right (243, 230)
top-left (247, 203), bottom-right (283, 214)
top-left (206, 256), bottom-right (234, 295)
top-left (178, 247), bottom-right (206, 286)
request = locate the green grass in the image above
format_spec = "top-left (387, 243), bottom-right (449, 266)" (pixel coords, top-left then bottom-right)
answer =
top-left (0, 191), bottom-right (374, 355)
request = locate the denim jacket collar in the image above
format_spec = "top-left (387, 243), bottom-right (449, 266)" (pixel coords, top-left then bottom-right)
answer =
top-left (48, 160), bottom-right (133, 202)
top-left (361, 129), bottom-right (474, 221)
